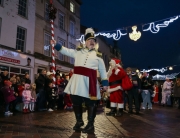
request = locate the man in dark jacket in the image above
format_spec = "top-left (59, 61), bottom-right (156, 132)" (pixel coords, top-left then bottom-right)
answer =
top-left (35, 69), bottom-right (47, 111)
top-left (126, 67), bottom-right (141, 114)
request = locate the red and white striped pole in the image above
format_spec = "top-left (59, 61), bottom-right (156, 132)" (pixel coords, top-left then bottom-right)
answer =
top-left (50, 0), bottom-right (56, 87)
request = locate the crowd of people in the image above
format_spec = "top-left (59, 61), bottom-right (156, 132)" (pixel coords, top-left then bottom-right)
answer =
top-left (104, 67), bottom-right (180, 116)
top-left (0, 27), bottom-right (180, 134)
top-left (0, 69), bottom-right (74, 116)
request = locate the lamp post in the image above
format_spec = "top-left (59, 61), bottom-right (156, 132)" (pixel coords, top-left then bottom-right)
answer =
top-left (49, 0), bottom-right (57, 86)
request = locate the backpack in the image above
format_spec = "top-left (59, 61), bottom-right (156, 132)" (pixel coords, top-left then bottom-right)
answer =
top-left (121, 75), bottom-right (133, 90)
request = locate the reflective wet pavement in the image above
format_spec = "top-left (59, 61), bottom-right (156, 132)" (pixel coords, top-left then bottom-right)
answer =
top-left (0, 104), bottom-right (180, 138)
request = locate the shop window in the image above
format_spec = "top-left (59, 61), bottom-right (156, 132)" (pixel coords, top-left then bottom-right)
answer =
top-left (21, 69), bottom-right (29, 75)
top-left (10, 67), bottom-right (20, 73)
top-left (0, 65), bottom-right (9, 72)
top-left (38, 68), bottom-right (43, 74)
top-left (18, 0), bottom-right (27, 17)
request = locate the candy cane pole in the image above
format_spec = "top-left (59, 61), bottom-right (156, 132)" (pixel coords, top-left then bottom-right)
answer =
top-left (50, 0), bottom-right (56, 87)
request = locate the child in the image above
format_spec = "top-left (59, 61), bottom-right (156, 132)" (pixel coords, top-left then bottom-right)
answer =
top-left (1, 80), bottom-right (16, 115)
top-left (64, 93), bottom-right (73, 110)
top-left (22, 83), bottom-right (32, 113)
top-left (47, 82), bottom-right (58, 111)
top-left (30, 83), bottom-right (37, 112)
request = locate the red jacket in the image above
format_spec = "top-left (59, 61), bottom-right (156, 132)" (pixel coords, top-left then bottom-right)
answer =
top-left (1, 86), bottom-right (16, 103)
top-left (18, 85), bottom-right (24, 97)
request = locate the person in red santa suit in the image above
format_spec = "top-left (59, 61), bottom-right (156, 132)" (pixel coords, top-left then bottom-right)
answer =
top-left (106, 58), bottom-right (127, 116)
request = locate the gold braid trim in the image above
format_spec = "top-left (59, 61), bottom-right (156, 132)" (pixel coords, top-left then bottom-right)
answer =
top-left (89, 96), bottom-right (98, 100)
top-left (101, 78), bottom-right (108, 81)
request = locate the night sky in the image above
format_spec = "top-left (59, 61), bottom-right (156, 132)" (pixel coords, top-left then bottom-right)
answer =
top-left (80, 0), bottom-right (180, 73)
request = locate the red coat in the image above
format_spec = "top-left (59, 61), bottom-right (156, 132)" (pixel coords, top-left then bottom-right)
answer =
top-left (1, 86), bottom-right (16, 103)
top-left (18, 85), bottom-right (24, 97)
top-left (108, 67), bottom-right (127, 103)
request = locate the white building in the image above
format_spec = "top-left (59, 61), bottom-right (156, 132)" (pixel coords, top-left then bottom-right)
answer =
top-left (0, 0), bottom-right (35, 81)
top-left (34, 0), bottom-right (81, 76)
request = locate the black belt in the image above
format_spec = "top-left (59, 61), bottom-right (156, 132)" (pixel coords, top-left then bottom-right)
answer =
top-left (109, 80), bottom-right (122, 86)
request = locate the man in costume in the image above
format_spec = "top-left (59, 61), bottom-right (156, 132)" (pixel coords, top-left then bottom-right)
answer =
top-left (51, 28), bottom-right (108, 133)
top-left (106, 59), bottom-right (127, 116)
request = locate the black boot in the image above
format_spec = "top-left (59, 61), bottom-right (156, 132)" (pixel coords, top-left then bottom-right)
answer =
top-left (106, 107), bottom-right (116, 116)
top-left (82, 106), bottom-right (97, 133)
top-left (116, 108), bottom-right (123, 117)
top-left (73, 105), bottom-right (84, 131)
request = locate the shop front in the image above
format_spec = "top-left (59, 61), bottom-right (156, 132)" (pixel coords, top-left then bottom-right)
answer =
top-left (0, 48), bottom-right (34, 82)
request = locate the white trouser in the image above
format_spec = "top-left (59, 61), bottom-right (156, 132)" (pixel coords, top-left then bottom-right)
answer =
top-left (161, 91), bottom-right (171, 104)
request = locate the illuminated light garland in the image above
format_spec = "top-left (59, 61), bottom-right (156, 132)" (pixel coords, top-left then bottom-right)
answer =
top-left (76, 29), bottom-right (127, 43)
top-left (152, 72), bottom-right (180, 80)
top-left (141, 68), bottom-right (167, 73)
top-left (142, 15), bottom-right (180, 33)
top-left (76, 15), bottom-right (180, 42)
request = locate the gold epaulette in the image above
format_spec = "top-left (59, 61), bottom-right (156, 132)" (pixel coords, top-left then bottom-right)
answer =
top-left (96, 51), bottom-right (102, 58)
top-left (76, 46), bottom-right (83, 51)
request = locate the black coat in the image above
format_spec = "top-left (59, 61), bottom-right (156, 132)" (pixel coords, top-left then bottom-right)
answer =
top-left (35, 74), bottom-right (47, 90)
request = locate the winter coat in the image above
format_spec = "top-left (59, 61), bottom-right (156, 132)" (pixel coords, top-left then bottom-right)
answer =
top-left (35, 74), bottom-right (47, 90)
top-left (162, 81), bottom-right (172, 93)
top-left (1, 86), bottom-right (15, 103)
top-left (22, 84), bottom-right (32, 103)
top-left (173, 83), bottom-right (180, 97)
top-left (31, 89), bottom-right (37, 102)
top-left (18, 85), bottom-right (24, 97)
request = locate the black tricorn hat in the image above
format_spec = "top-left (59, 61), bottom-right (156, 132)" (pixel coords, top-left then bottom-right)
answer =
top-left (84, 28), bottom-right (96, 42)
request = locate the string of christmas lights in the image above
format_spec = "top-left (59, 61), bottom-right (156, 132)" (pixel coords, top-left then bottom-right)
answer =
top-left (76, 14), bottom-right (180, 43)
top-left (138, 64), bottom-right (180, 73)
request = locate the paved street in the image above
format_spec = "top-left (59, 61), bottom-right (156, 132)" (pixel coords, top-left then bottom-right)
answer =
top-left (0, 104), bottom-right (180, 138)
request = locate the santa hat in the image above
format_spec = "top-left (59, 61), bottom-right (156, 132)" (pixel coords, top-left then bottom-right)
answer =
top-left (4, 80), bottom-right (12, 87)
top-left (112, 58), bottom-right (121, 64)
top-left (84, 28), bottom-right (96, 42)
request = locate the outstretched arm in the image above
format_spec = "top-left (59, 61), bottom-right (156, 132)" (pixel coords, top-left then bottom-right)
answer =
top-left (51, 40), bottom-right (77, 58)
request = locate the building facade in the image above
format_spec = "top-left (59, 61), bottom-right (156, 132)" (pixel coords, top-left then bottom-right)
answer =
top-left (0, 0), bottom-right (35, 81)
top-left (34, 0), bottom-right (81, 77)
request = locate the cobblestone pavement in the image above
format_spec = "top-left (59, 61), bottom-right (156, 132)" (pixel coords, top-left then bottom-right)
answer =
top-left (0, 104), bottom-right (180, 138)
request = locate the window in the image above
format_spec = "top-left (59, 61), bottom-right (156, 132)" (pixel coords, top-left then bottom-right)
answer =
top-left (0, 64), bottom-right (30, 78)
top-left (0, 0), bottom-right (3, 6)
top-left (69, 43), bottom-right (75, 64)
top-left (70, 21), bottom-right (75, 36)
top-left (70, 2), bottom-right (75, 13)
top-left (57, 0), bottom-right (64, 5)
top-left (58, 12), bottom-right (64, 30)
top-left (0, 17), bottom-right (1, 38)
top-left (44, 33), bottom-right (51, 56)
top-left (18, 0), bottom-right (27, 17)
top-left (45, 2), bottom-right (49, 20)
top-left (16, 26), bottom-right (26, 52)
top-left (57, 39), bottom-right (65, 61)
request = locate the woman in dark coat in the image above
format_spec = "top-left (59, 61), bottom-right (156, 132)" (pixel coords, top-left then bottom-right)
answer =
top-left (173, 78), bottom-right (180, 109)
